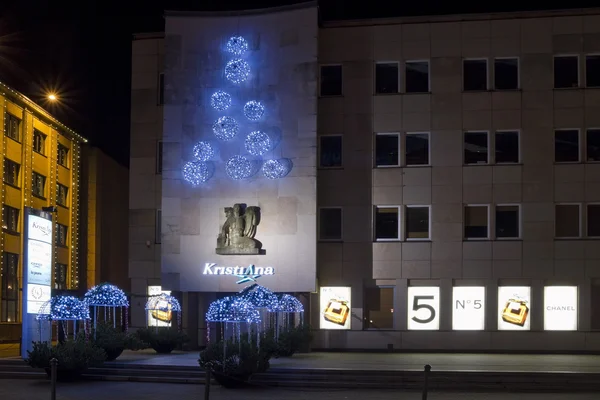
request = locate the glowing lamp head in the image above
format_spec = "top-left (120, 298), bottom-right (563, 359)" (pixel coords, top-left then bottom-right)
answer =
top-left (47, 94), bottom-right (57, 101)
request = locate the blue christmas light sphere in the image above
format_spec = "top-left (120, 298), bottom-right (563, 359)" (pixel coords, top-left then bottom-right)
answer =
top-left (193, 141), bottom-right (215, 161)
top-left (226, 36), bottom-right (249, 56)
top-left (245, 131), bottom-right (271, 156)
top-left (225, 155), bottom-right (254, 180)
top-left (243, 100), bottom-right (265, 121)
top-left (210, 91), bottom-right (232, 111)
top-left (262, 159), bottom-right (289, 179)
top-left (212, 116), bottom-right (239, 141)
top-left (225, 59), bottom-right (250, 84)
top-left (183, 161), bottom-right (211, 186)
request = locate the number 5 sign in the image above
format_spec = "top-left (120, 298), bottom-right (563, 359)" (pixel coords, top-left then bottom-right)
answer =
top-left (407, 287), bottom-right (440, 330)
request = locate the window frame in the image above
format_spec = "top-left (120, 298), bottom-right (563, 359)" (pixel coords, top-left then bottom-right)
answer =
top-left (5, 113), bottom-right (21, 143)
top-left (555, 203), bottom-right (582, 239)
top-left (57, 183), bottom-right (69, 208)
top-left (318, 134), bottom-right (343, 169)
top-left (464, 204), bottom-right (491, 240)
top-left (404, 59), bottom-right (431, 93)
top-left (463, 58), bottom-right (489, 92)
top-left (553, 54), bottom-right (580, 89)
top-left (32, 172), bottom-right (46, 199)
top-left (318, 207), bottom-right (343, 242)
top-left (32, 129), bottom-right (47, 155)
top-left (2, 205), bottom-right (19, 234)
top-left (57, 143), bottom-right (70, 169)
top-left (3, 158), bottom-right (20, 188)
top-left (405, 205), bottom-right (431, 241)
top-left (463, 130), bottom-right (490, 165)
top-left (54, 263), bottom-right (68, 290)
top-left (587, 203), bottom-right (600, 238)
top-left (374, 61), bottom-right (400, 95)
top-left (1, 252), bottom-right (19, 323)
top-left (56, 223), bottom-right (69, 247)
top-left (405, 132), bottom-right (431, 167)
top-left (319, 64), bottom-right (343, 97)
top-left (585, 128), bottom-right (600, 163)
top-left (493, 57), bottom-right (520, 91)
top-left (374, 205), bottom-right (401, 242)
top-left (494, 130), bottom-right (521, 164)
top-left (554, 128), bottom-right (581, 164)
top-left (494, 203), bottom-right (522, 240)
top-left (375, 132), bottom-right (401, 168)
top-left (585, 53), bottom-right (600, 88)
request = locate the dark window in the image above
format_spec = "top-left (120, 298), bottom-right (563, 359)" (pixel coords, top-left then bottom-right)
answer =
top-left (364, 287), bottom-right (394, 329)
top-left (465, 205), bottom-right (488, 239)
top-left (592, 283), bottom-right (600, 330)
top-left (320, 65), bottom-right (343, 96)
top-left (406, 206), bottom-right (430, 239)
top-left (5, 114), bottom-right (20, 142)
top-left (57, 144), bottom-right (69, 168)
top-left (375, 207), bottom-right (399, 240)
top-left (33, 130), bottom-right (46, 155)
top-left (155, 209), bottom-right (161, 244)
top-left (405, 61), bottom-right (429, 93)
top-left (464, 132), bottom-right (489, 164)
top-left (587, 129), bottom-right (600, 162)
top-left (57, 184), bottom-right (68, 207)
top-left (555, 130), bottom-right (580, 163)
top-left (463, 59), bottom-right (488, 91)
top-left (319, 136), bottom-right (342, 168)
top-left (158, 73), bottom-right (165, 105)
top-left (495, 131), bottom-right (519, 163)
top-left (588, 204), bottom-right (600, 237)
top-left (586, 55), bottom-right (600, 88)
top-left (32, 172), bottom-right (46, 198)
top-left (494, 58), bottom-right (519, 90)
top-left (375, 63), bottom-right (399, 94)
top-left (54, 263), bottom-right (67, 290)
top-left (3, 159), bottom-right (20, 187)
top-left (1, 252), bottom-right (18, 322)
top-left (375, 134), bottom-right (399, 167)
top-left (2, 206), bottom-right (19, 233)
top-left (406, 133), bottom-right (429, 166)
top-left (555, 204), bottom-right (580, 238)
top-left (57, 223), bottom-right (68, 247)
top-left (156, 141), bottom-right (163, 174)
top-left (319, 208), bottom-right (342, 241)
top-left (496, 205), bottom-right (520, 238)
top-left (554, 56), bottom-right (579, 89)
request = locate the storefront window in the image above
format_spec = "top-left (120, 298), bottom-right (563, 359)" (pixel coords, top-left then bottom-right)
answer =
top-left (364, 287), bottom-right (394, 329)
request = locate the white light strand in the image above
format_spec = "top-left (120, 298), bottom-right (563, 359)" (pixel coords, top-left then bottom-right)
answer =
top-left (225, 59), bottom-right (250, 84)
top-left (243, 100), bottom-right (265, 121)
top-left (210, 91), bottom-right (232, 111)
top-left (244, 131), bottom-right (271, 156)
top-left (226, 36), bottom-right (249, 57)
top-left (262, 159), bottom-right (290, 179)
top-left (212, 116), bottom-right (239, 141)
top-left (225, 155), bottom-right (254, 180)
top-left (1, 96), bottom-right (6, 278)
top-left (192, 141), bottom-right (214, 162)
top-left (52, 130), bottom-right (59, 289)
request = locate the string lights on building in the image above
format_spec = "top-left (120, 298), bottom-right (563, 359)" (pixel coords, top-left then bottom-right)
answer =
top-left (206, 296), bottom-right (260, 324)
top-left (262, 159), bottom-right (290, 179)
top-left (243, 100), bottom-right (265, 121)
top-left (84, 283), bottom-right (129, 307)
top-left (225, 155), bottom-right (254, 180)
top-left (210, 90), bottom-right (232, 111)
top-left (192, 141), bottom-right (215, 162)
top-left (244, 131), bottom-right (271, 156)
top-left (226, 36), bottom-right (249, 56)
top-left (271, 294), bottom-right (304, 313)
top-left (182, 161), bottom-right (212, 186)
top-left (212, 116), bottom-right (239, 141)
top-left (225, 59), bottom-right (250, 84)
top-left (1, 96), bottom-right (7, 276)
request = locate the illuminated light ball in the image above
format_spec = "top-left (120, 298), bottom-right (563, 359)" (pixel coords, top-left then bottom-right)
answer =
top-left (244, 131), bottom-right (272, 156)
top-left (226, 36), bottom-right (249, 56)
top-left (193, 141), bottom-right (215, 161)
top-left (225, 59), bottom-right (250, 84)
top-left (212, 116), bottom-right (239, 141)
top-left (182, 161), bottom-right (211, 186)
top-left (84, 283), bottom-right (129, 307)
top-left (243, 100), bottom-right (265, 121)
top-left (262, 159), bottom-right (289, 179)
top-left (210, 90), bottom-right (232, 111)
top-left (225, 155), bottom-right (254, 180)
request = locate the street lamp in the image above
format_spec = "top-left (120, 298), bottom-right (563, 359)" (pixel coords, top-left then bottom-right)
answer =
top-left (47, 93), bottom-right (57, 101)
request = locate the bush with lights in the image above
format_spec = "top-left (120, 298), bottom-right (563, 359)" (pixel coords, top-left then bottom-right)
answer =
top-left (91, 322), bottom-right (148, 361)
top-left (134, 327), bottom-right (188, 354)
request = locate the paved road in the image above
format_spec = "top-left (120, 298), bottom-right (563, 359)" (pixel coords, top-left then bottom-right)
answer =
top-left (2, 380), bottom-right (600, 400)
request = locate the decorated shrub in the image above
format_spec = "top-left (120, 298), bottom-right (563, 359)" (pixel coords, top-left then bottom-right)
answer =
top-left (91, 323), bottom-right (148, 361)
top-left (135, 327), bottom-right (188, 354)
top-left (276, 324), bottom-right (313, 357)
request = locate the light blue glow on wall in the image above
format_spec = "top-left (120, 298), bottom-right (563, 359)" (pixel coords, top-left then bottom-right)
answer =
top-left (262, 159), bottom-right (291, 179)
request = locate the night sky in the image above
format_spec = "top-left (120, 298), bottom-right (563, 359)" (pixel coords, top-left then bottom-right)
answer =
top-left (0, 1), bottom-right (594, 166)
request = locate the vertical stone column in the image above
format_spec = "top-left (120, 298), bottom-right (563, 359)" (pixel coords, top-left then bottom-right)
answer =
top-left (394, 279), bottom-right (408, 331)
top-left (440, 278), bottom-right (453, 331)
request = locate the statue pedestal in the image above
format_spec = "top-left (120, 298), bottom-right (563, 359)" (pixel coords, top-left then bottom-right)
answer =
top-left (215, 248), bottom-right (261, 255)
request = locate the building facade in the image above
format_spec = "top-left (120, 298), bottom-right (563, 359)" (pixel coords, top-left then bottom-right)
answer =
top-left (130, 5), bottom-right (600, 351)
top-left (0, 81), bottom-right (86, 341)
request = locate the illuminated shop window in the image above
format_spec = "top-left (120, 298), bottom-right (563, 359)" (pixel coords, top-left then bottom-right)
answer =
top-left (375, 62), bottom-right (399, 94)
top-left (1, 252), bottom-right (19, 322)
top-left (364, 287), bottom-right (393, 330)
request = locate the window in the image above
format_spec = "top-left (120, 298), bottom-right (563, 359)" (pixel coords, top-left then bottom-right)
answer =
top-left (496, 205), bottom-right (520, 239)
top-left (464, 131), bottom-right (489, 165)
top-left (554, 56), bottom-right (579, 89)
top-left (405, 61), bottom-right (430, 93)
top-left (1, 252), bottom-right (18, 322)
top-left (33, 130), bottom-right (46, 155)
top-left (57, 184), bottom-right (69, 207)
top-left (5, 114), bottom-right (20, 142)
top-left (463, 59), bottom-right (488, 91)
top-left (555, 204), bottom-right (581, 238)
top-left (319, 208), bottom-right (342, 241)
top-left (3, 159), bottom-right (20, 187)
top-left (465, 205), bottom-right (489, 239)
top-left (155, 209), bottom-right (161, 244)
top-left (57, 223), bottom-right (68, 246)
top-left (495, 131), bottom-right (520, 164)
top-left (405, 133), bottom-right (429, 166)
top-left (319, 136), bottom-right (343, 168)
top-left (592, 283), bottom-right (600, 330)
top-left (375, 133), bottom-right (400, 167)
top-left (494, 58), bottom-right (519, 90)
top-left (158, 73), bottom-right (165, 105)
top-left (375, 206), bottom-right (400, 240)
top-left (57, 144), bottom-right (69, 168)
top-left (320, 65), bottom-right (343, 96)
top-left (405, 206), bottom-right (430, 240)
top-left (156, 141), bottom-right (163, 174)
top-left (375, 62), bottom-right (399, 94)
top-left (587, 129), bottom-right (600, 162)
top-left (32, 172), bottom-right (46, 198)
top-left (588, 204), bottom-right (600, 237)
top-left (555, 129), bottom-right (580, 163)
top-left (2, 206), bottom-right (19, 233)
top-left (586, 55), bottom-right (600, 87)
top-left (54, 263), bottom-right (67, 290)
top-left (364, 287), bottom-right (394, 329)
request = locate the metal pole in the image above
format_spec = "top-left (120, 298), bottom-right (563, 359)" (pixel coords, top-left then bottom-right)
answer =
top-left (204, 368), bottom-right (211, 400)
top-left (422, 364), bottom-right (431, 400)
top-left (50, 358), bottom-right (58, 400)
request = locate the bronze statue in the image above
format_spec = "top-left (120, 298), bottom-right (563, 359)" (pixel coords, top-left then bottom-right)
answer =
top-left (216, 203), bottom-right (262, 255)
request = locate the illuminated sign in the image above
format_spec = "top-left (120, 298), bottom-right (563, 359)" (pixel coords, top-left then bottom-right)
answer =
top-left (147, 286), bottom-right (172, 327)
top-left (498, 286), bottom-right (531, 331)
top-left (202, 263), bottom-right (274, 284)
top-left (26, 215), bottom-right (53, 314)
top-left (452, 286), bottom-right (485, 330)
top-left (407, 287), bottom-right (440, 330)
top-left (320, 287), bottom-right (351, 330)
top-left (544, 286), bottom-right (578, 331)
